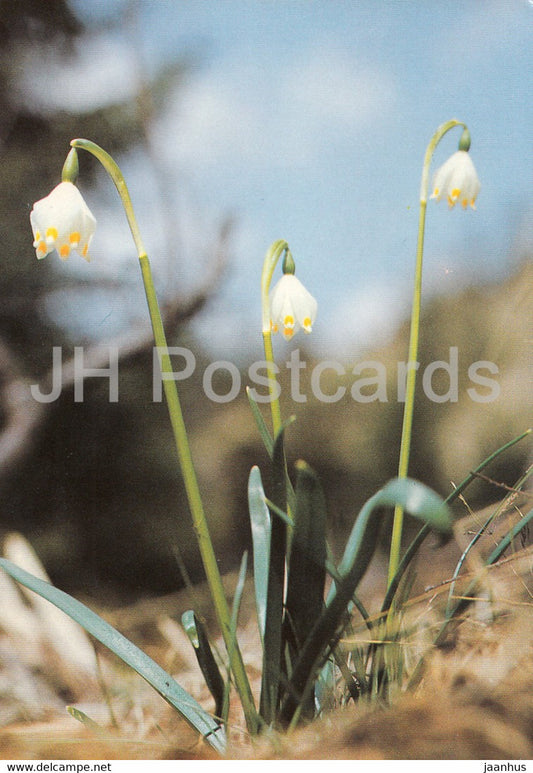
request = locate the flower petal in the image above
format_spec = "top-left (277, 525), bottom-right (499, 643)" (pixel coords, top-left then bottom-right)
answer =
top-left (269, 273), bottom-right (317, 339)
top-left (30, 182), bottom-right (96, 261)
top-left (430, 150), bottom-right (480, 210)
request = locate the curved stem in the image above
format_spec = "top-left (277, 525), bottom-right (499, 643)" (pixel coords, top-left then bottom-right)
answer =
top-left (260, 239), bottom-right (289, 437)
top-left (387, 119), bottom-right (466, 587)
top-left (71, 139), bottom-right (258, 732)
top-left (71, 139), bottom-right (147, 257)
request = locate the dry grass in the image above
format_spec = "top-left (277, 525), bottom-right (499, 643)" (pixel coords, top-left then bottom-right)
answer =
top-left (0, 502), bottom-right (531, 760)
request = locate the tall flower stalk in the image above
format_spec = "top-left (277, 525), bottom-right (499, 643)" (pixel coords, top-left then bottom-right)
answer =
top-left (69, 139), bottom-right (258, 732)
top-left (260, 239), bottom-right (317, 437)
top-left (387, 120), bottom-right (479, 586)
top-left (260, 239), bottom-right (290, 437)
top-left (257, 240), bottom-right (318, 724)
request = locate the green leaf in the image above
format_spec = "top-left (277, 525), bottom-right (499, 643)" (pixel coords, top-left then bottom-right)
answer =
top-left (230, 552), bottom-right (249, 633)
top-left (408, 504), bottom-right (533, 692)
top-left (0, 559), bottom-right (225, 754)
top-left (279, 477), bottom-right (452, 724)
top-left (285, 461), bottom-right (327, 656)
top-left (337, 477), bottom-right (451, 580)
top-left (486, 506), bottom-right (533, 566)
top-left (246, 386), bottom-right (274, 457)
top-left (383, 428), bottom-right (533, 616)
top-left (248, 466), bottom-right (271, 642)
top-left (181, 609), bottom-right (200, 647)
top-left (220, 552), bottom-right (253, 727)
top-left (259, 430), bottom-right (288, 724)
top-left (181, 610), bottom-right (225, 719)
top-left (245, 389), bottom-right (298, 514)
top-left (447, 505), bottom-right (533, 624)
top-left (263, 498), bottom-right (293, 527)
top-left (229, 552), bottom-right (249, 655)
top-left (284, 461), bottom-right (328, 718)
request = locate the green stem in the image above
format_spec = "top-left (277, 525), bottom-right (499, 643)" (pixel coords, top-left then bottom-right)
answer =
top-left (258, 240), bottom-right (294, 723)
top-left (387, 119), bottom-right (466, 587)
top-left (70, 139), bottom-right (258, 732)
top-left (260, 239), bottom-right (289, 437)
top-left (71, 139), bottom-right (146, 256)
top-left (262, 330), bottom-right (282, 436)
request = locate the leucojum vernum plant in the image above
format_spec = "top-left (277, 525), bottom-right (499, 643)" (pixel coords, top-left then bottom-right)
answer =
top-left (1, 121), bottom-right (531, 755)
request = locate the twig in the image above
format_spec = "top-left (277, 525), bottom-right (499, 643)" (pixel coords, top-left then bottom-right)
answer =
top-left (469, 470), bottom-right (533, 497)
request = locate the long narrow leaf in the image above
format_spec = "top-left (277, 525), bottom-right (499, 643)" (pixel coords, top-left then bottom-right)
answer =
top-left (246, 386), bottom-right (274, 457)
top-left (230, 552), bottom-right (249, 634)
top-left (284, 461), bottom-right (328, 719)
top-left (246, 388), bottom-right (298, 514)
top-left (447, 462), bottom-right (532, 615)
top-left (248, 466), bottom-right (271, 641)
top-left (263, 498), bottom-right (293, 526)
top-left (181, 610), bottom-right (225, 719)
top-left (338, 477), bottom-right (451, 579)
top-left (280, 477), bottom-right (452, 723)
top-left (408, 504), bottom-right (533, 691)
top-left (220, 552), bottom-right (250, 726)
top-left (259, 430), bottom-right (288, 723)
top-left (229, 552), bottom-right (249, 646)
top-left (0, 559), bottom-right (226, 754)
top-left (285, 461), bottom-right (327, 659)
top-left (382, 428), bottom-right (533, 617)
top-left (486, 506), bottom-right (533, 566)
top-left (447, 505), bottom-right (533, 624)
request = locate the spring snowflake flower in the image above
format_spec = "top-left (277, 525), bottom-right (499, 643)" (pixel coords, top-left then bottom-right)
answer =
top-left (30, 182), bottom-right (96, 261)
top-left (430, 150), bottom-right (480, 209)
top-left (269, 273), bottom-right (317, 340)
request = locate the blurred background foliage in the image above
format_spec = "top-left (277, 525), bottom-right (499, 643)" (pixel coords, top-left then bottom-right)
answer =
top-left (0, 0), bottom-right (530, 603)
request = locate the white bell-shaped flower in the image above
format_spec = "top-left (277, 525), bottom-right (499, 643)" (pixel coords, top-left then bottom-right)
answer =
top-left (30, 181), bottom-right (96, 261)
top-left (269, 273), bottom-right (317, 340)
top-left (430, 150), bottom-right (480, 209)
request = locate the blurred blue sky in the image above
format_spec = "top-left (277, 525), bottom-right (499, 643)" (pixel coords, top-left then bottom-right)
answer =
top-left (28, 0), bottom-right (532, 359)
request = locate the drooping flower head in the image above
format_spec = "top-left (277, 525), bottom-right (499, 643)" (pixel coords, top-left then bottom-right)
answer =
top-left (30, 181), bottom-right (96, 262)
top-left (269, 252), bottom-right (317, 340)
top-left (430, 150), bottom-right (480, 209)
top-left (430, 130), bottom-right (480, 209)
top-left (30, 151), bottom-right (96, 262)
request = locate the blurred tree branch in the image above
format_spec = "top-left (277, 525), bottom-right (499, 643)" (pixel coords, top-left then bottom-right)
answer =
top-left (0, 217), bottom-right (231, 479)
top-left (0, 0), bottom-right (233, 478)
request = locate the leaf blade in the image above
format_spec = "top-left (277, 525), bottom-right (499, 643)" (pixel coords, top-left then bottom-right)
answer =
top-left (259, 430), bottom-right (288, 723)
top-left (0, 558), bottom-right (225, 754)
top-left (285, 461), bottom-right (327, 654)
top-left (181, 610), bottom-right (225, 719)
top-left (248, 465), bottom-right (271, 641)
top-left (284, 461), bottom-right (328, 718)
top-left (246, 386), bottom-right (274, 457)
top-left (280, 477), bottom-right (452, 724)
